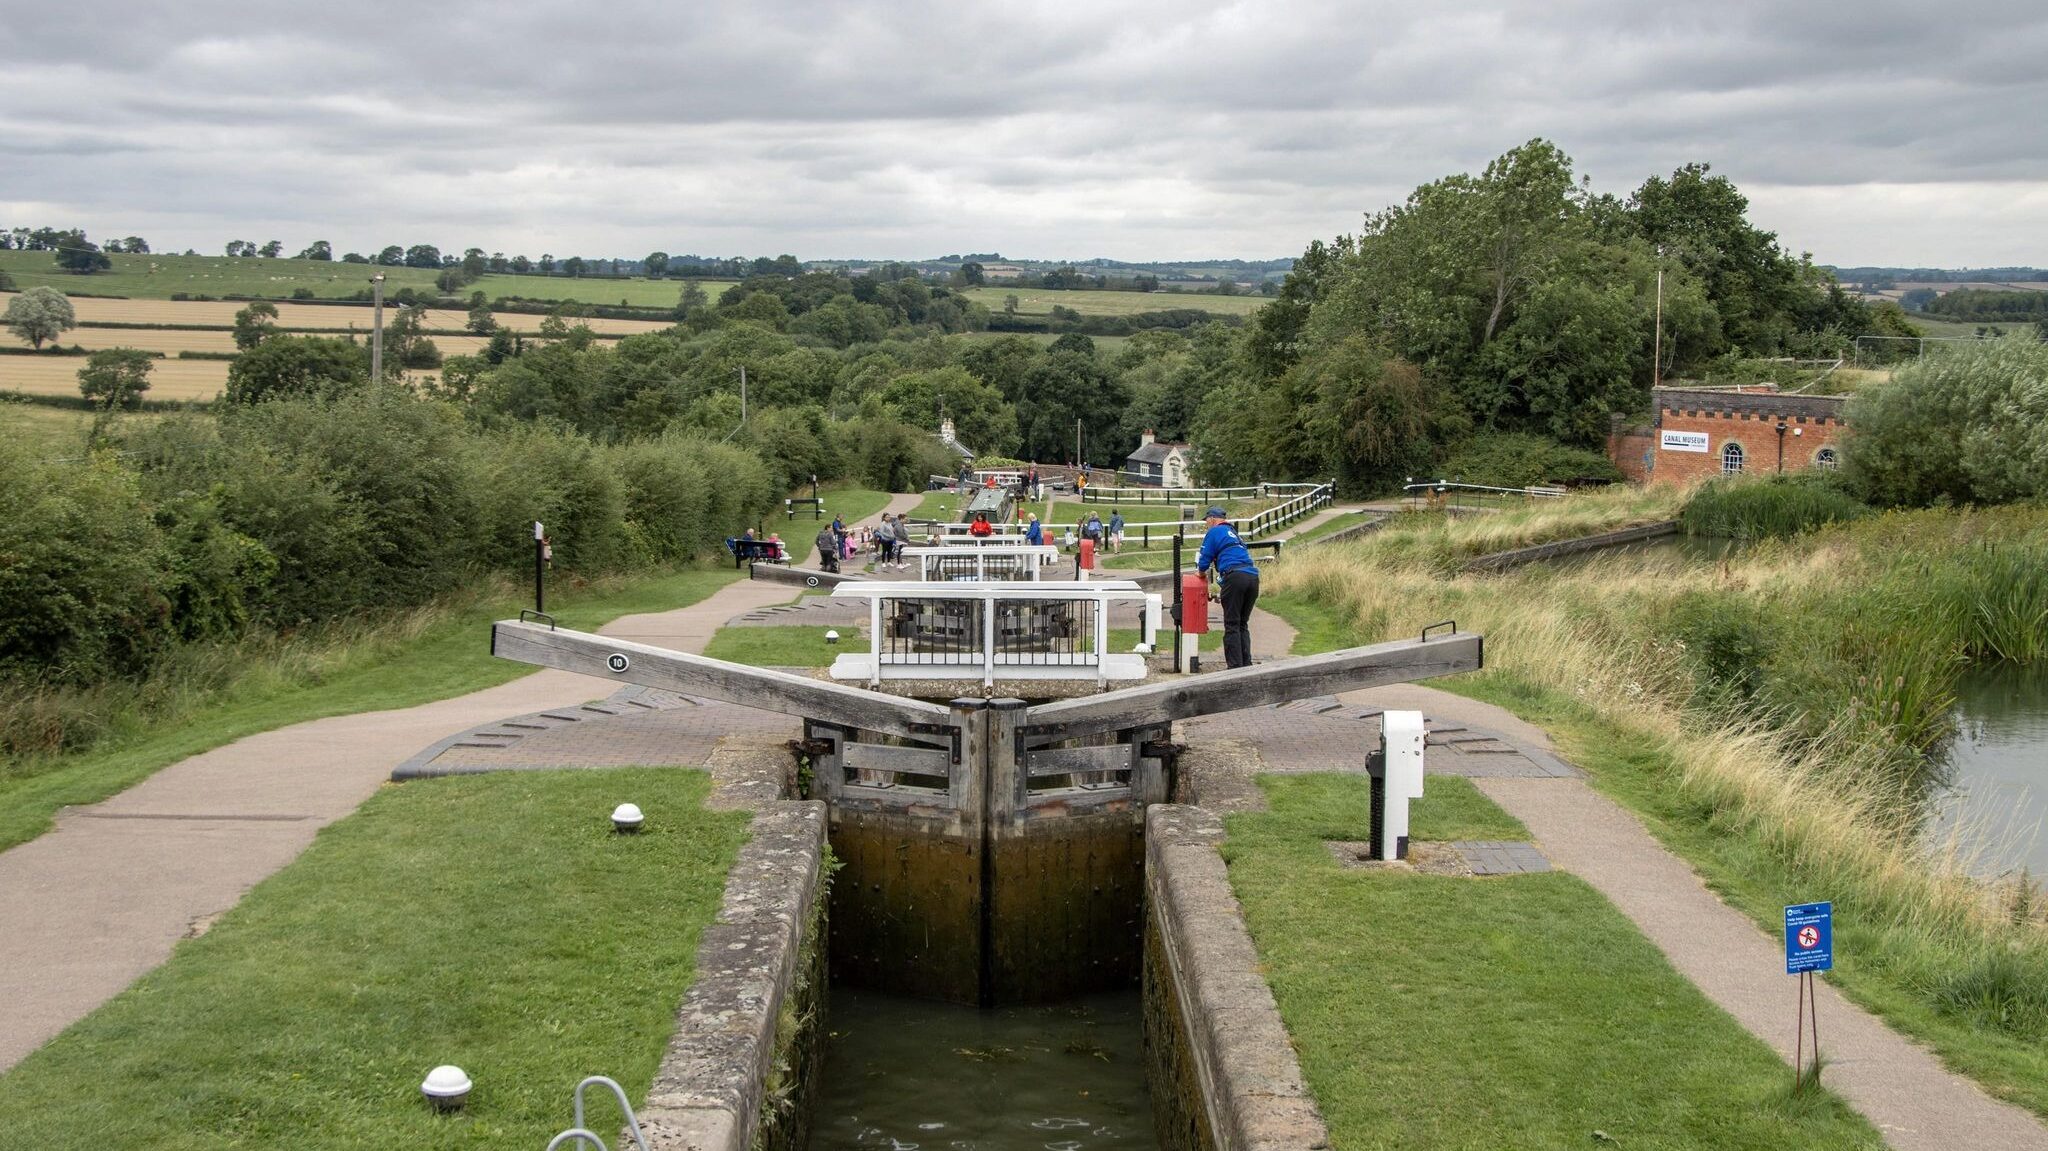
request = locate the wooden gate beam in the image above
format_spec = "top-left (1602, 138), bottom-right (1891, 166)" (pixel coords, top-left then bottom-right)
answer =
top-left (1020, 631), bottom-right (1482, 739)
top-left (490, 619), bottom-right (952, 741)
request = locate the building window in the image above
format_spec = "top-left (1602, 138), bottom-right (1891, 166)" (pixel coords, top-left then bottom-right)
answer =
top-left (1815, 447), bottom-right (1838, 470)
top-left (1722, 442), bottom-right (1746, 475)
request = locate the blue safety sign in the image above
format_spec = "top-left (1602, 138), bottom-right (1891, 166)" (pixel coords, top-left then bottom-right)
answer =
top-left (1784, 902), bottom-right (1833, 975)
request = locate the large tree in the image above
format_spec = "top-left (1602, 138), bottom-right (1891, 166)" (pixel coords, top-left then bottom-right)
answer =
top-left (54, 233), bottom-right (112, 273)
top-left (3, 286), bottom-right (76, 348)
top-left (297, 240), bottom-right (333, 261)
top-left (77, 347), bottom-right (155, 409)
top-left (223, 336), bottom-right (369, 404)
top-left (232, 302), bottom-right (281, 350)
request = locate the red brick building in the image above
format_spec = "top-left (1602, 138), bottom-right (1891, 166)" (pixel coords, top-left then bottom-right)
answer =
top-left (1609, 386), bottom-right (1847, 485)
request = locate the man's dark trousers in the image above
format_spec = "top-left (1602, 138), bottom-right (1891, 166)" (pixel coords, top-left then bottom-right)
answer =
top-left (1220, 569), bottom-right (1260, 669)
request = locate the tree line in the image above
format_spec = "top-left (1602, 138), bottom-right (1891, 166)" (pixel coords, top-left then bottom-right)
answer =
top-left (1189, 140), bottom-right (1924, 490)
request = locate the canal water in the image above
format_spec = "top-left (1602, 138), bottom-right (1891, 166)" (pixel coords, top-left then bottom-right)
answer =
top-left (1931, 663), bottom-right (2048, 877)
top-left (809, 989), bottom-right (1157, 1151)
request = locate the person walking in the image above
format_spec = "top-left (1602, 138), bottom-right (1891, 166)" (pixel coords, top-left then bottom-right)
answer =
top-left (815, 523), bottom-right (841, 573)
top-left (873, 515), bottom-right (896, 571)
top-left (1196, 505), bottom-right (1260, 669)
top-left (1024, 513), bottom-right (1044, 547)
top-left (1107, 510), bottom-right (1125, 554)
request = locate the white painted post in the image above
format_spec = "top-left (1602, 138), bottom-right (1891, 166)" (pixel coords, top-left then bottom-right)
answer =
top-left (1379, 710), bottom-right (1426, 861)
top-left (868, 597), bottom-right (884, 688)
top-left (982, 588), bottom-right (996, 687)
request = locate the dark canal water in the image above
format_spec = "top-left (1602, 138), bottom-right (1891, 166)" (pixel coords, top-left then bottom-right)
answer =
top-left (1931, 663), bottom-right (2048, 876)
top-left (809, 990), bottom-right (1157, 1151)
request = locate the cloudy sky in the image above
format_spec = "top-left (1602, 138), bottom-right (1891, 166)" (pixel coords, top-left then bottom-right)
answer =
top-left (6, 1), bottom-right (2046, 267)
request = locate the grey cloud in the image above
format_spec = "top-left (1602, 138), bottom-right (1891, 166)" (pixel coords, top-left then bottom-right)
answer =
top-left (3, 0), bottom-right (2046, 264)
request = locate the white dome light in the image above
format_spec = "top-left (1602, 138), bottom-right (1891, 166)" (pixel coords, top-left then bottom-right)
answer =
top-left (611, 803), bottom-right (645, 832)
top-left (421, 1064), bottom-right (472, 1110)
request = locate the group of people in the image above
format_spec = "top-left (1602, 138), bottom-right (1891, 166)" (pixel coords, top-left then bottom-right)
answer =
top-left (815, 513), bottom-right (916, 572)
top-left (769, 485), bottom-right (1262, 671)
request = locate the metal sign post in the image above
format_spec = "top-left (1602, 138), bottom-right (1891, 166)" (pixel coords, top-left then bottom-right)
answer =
top-left (532, 521), bottom-right (546, 614)
top-left (1784, 901), bottom-right (1833, 1089)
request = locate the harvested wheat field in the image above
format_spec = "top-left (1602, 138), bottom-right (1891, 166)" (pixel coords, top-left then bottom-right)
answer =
top-left (0, 327), bottom-right (241, 355)
top-left (2, 294), bottom-right (676, 337)
top-left (0, 356), bottom-right (228, 401)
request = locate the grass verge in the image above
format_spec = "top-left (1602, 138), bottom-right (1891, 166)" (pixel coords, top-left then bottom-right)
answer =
top-left (0, 567), bottom-right (740, 853)
top-left (1448, 673), bottom-right (2048, 1118)
top-left (1257, 504), bottom-right (2048, 1117)
top-left (1226, 774), bottom-right (1879, 1149)
top-left (0, 768), bottom-right (749, 1146)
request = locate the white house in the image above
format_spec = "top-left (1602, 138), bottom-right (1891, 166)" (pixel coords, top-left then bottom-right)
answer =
top-left (1122, 430), bottom-right (1193, 487)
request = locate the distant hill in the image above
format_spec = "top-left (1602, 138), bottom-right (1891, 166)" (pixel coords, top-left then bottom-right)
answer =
top-left (1827, 266), bottom-right (2048, 283)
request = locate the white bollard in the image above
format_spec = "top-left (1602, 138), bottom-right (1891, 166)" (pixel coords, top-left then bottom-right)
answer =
top-left (1378, 710), bottom-right (1426, 860)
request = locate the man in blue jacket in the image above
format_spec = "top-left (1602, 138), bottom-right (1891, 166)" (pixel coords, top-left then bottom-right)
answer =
top-left (1195, 505), bottom-right (1260, 668)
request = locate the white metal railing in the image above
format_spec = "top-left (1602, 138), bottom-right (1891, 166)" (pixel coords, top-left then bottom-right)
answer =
top-left (1081, 483), bottom-right (1262, 504)
top-left (829, 581), bottom-right (1162, 688)
top-left (1238, 481), bottom-right (1333, 538)
top-left (1400, 481), bottom-right (1566, 506)
top-left (902, 544), bottom-right (1063, 582)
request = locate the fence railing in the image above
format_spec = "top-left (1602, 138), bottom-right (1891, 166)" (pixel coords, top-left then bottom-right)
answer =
top-left (1238, 481), bottom-right (1334, 538)
top-left (828, 581), bottom-right (1162, 688)
top-left (901, 544), bottom-right (1063, 582)
top-left (1399, 481), bottom-right (1565, 514)
top-left (1081, 483), bottom-right (1262, 504)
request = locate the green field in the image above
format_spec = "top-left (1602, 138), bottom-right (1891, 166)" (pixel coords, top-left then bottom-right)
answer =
top-left (1225, 774), bottom-right (1878, 1149)
top-left (962, 285), bottom-right (1264, 319)
top-left (0, 251), bottom-right (734, 308)
top-left (0, 768), bottom-right (748, 1147)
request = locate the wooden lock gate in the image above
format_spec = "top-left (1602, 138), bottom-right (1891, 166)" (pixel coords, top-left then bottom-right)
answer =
top-left (490, 619), bottom-right (1483, 1004)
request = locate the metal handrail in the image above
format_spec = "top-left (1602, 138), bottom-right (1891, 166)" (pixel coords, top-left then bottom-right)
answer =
top-left (1401, 481), bottom-right (1566, 499)
top-left (545, 1075), bottom-right (649, 1151)
top-left (830, 581), bottom-right (1162, 687)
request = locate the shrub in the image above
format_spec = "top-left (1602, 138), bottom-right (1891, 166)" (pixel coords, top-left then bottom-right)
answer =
top-left (1679, 472), bottom-right (1867, 540)
top-left (0, 446), bottom-right (171, 685)
top-left (466, 424), bottom-right (627, 574)
top-left (1844, 339), bottom-right (2048, 506)
top-left (215, 388), bottom-right (481, 623)
top-left (1434, 432), bottom-right (1625, 489)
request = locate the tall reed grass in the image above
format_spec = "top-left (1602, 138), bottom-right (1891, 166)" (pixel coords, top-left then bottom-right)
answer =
top-left (1679, 473), bottom-right (1868, 540)
top-left (1267, 502), bottom-right (2048, 1047)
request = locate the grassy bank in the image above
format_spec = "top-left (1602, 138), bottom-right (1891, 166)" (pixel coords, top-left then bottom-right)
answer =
top-left (1259, 500), bottom-right (2048, 1115)
top-left (1226, 775), bottom-right (1878, 1149)
top-left (0, 768), bottom-right (748, 1146)
top-left (0, 567), bottom-right (740, 852)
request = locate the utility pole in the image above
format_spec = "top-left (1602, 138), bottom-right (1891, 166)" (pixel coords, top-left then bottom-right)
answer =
top-left (370, 273), bottom-right (386, 382)
top-left (1075, 417), bottom-right (1082, 468)
top-left (1652, 246), bottom-right (1664, 389)
top-left (739, 364), bottom-right (747, 423)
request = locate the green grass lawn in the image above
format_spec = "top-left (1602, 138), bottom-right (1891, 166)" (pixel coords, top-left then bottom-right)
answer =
top-left (1258, 588), bottom-right (2048, 1119)
top-left (1284, 510), bottom-right (1375, 545)
top-left (0, 251), bottom-right (734, 308)
top-left (1225, 774), bottom-right (1880, 1150)
top-left (1448, 673), bottom-right (2048, 1120)
top-left (0, 568), bottom-right (741, 853)
top-left (0, 398), bottom-right (173, 449)
top-left (0, 768), bottom-right (749, 1147)
top-left (702, 625), bottom-right (852, 668)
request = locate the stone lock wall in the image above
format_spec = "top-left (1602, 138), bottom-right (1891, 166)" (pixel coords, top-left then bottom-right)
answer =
top-left (1142, 805), bottom-right (1329, 1151)
top-left (636, 800), bottom-right (829, 1151)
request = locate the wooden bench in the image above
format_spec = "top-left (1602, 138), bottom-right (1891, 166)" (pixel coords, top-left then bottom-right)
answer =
top-left (726, 538), bottom-right (789, 568)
